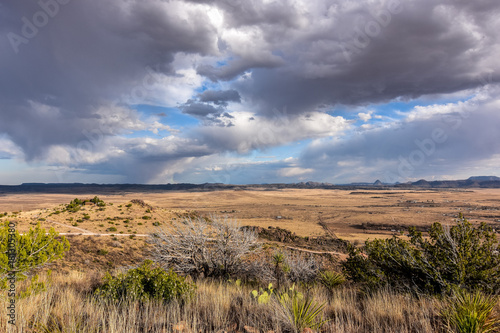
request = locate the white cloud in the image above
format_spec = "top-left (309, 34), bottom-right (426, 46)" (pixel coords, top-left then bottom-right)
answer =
top-left (358, 112), bottom-right (373, 122)
top-left (0, 135), bottom-right (23, 159)
top-left (278, 167), bottom-right (314, 177)
top-left (196, 111), bottom-right (350, 153)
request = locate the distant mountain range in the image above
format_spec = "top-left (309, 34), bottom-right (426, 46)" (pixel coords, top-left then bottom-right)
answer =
top-left (1, 176), bottom-right (500, 194)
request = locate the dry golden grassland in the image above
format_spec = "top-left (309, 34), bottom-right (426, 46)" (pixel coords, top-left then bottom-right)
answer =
top-left (1, 188), bottom-right (500, 332)
top-left (2, 188), bottom-right (500, 238)
top-left (1, 188), bottom-right (500, 270)
top-left (0, 270), bottom-right (445, 333)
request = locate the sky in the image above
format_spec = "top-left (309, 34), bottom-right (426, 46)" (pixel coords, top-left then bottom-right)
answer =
top-left (0, 0), bottom-right (499, 185)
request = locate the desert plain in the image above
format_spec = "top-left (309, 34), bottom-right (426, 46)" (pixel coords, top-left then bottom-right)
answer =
top-left (1, 187), bottom-right (500, 271)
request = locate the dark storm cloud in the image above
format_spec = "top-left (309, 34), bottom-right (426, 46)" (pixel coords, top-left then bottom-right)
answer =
top-left (198, 89), bottom-right (241, 105)
top-left (0, 0), bottom-right (216, 159)
top-left (1, 0), bottom-right (500, 184)
top-left (201, 0), bottom-right (500, 116)
top-left (180, 89), bottom-right (240, 126)
top-left (181, 100), bottom-right (223, 117)
top-left (197, 55), bottom-right (283, 82)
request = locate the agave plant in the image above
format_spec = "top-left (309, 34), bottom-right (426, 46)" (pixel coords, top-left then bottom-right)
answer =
top-left (441, 289), bottom-right (500, 333)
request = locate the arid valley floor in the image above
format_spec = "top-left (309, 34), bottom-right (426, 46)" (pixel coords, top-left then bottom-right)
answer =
top-left (2, 188), bottom-right (500, 271)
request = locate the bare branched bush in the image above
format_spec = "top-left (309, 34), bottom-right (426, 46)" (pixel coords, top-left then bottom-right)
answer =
top-left (149, 216), bottom-right (260, 279)
top-left (285, 252), bottom-right (322, 286)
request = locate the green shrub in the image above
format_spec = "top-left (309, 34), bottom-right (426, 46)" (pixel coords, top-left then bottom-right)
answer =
top-left (342, 214), bottom-right (500, 293)
top-left (0, 222), bottom-right (69, 280)
top-left (441, 289), bottom-right (500, 333)
top-left (107, 227), bottom-right (117, 232)
top-left (94, 260), bottom-right (195, 302)
top-left (83, 214), bottom-right (91, 220)
top-left (66, 198), bottom-right (82, 213)
top-left (90, 196), bottom-right (105, 207)
top-left (142, 216), bottom-right (151, 220)
top-left (97, 249), bottom-right (109, 256)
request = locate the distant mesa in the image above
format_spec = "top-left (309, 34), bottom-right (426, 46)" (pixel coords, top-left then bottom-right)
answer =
top-left (468, 176), bottom-right (500, 182)
top-left (413, 179), bottom-right (430, 187)
top-left (1, 175), bottom-right (500, 194)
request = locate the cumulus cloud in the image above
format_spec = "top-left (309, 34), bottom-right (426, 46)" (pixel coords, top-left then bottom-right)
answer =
top-left (1, 0), bottom-right (499, 183)
top-left (0, 135), bottom-right (23, 159)
top-left (358, 112), bottom-right (373, 122)
top-left (298, 87), bottom-right (500, 183)
top-left (194, 111), bottom-right (350, 153)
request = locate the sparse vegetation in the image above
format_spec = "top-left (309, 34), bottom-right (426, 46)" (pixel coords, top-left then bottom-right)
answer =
top-left (1, 191), bottom-right (500, 332)
top-left (97, 249), bottom-right (109, 256)
top-left (66, 196), bottom-right (106, 213)
top-left (0, 270), bottom-right (464, 332)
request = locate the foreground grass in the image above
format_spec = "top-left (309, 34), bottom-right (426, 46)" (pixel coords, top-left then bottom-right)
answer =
top-left (0, 271), bottom-right (477, 333)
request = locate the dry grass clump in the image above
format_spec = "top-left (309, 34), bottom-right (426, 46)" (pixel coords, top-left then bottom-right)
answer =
top-left (0, 270), bottom-right (481, 333)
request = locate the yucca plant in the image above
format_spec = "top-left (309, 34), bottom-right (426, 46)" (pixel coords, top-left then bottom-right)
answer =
top-left (319, 270), bottom-right (345, 295)
top-left (441, 289), bottom-right (500, 333)
top-left (279, 292), bottom-right (328, 332)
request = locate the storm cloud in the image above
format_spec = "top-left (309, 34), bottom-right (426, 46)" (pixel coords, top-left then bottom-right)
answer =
top-left (0, 0), bottom-right (499, 184)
